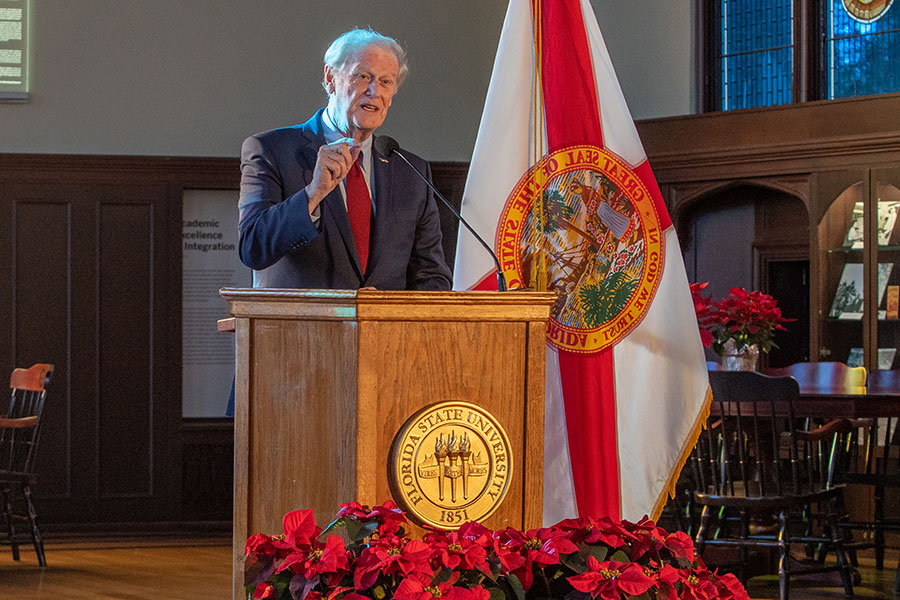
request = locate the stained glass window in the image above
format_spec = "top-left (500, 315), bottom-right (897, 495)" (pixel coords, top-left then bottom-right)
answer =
top-left (718, 0), bottom-right (794, 110)
top-left (822, 0), bottom-right (900, 99)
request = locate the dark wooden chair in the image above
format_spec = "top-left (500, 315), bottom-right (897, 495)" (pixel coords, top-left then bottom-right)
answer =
top-left (829, 368), bottom-right (900, 591)
top-left (764, 361), bottom-right (866, 391)
top-left (0, 363), bottom-right (53, 566)
top-left (692, 371), bottom-right (854, 600)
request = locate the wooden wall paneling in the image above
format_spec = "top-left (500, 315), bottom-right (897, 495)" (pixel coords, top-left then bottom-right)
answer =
top-left (430, 161), bottom-right (469, 274)
top-left (637, 94), bottom-right (900, 186)
top-left (163, 182), bottom-right (186, 514)
top-left (181, 419), bottom-right (234, 520)
top-left (0, 178), bottom-right (187, 525)
top-left (0, 189), bottom-right (10, 383)
top-left (0, 156), bottom-right (241, 531)
top-left (97, 193), bottom-right (155, 498)
top-left (681, 196), bottom-right (755, 296)
top-left (668, 176), bottom-right (811, 233)
top-left (753, 190), bottom-right (810, 246)
top-left (68, 185), bottom-right (101, 520)
top-left (92, 183), bottom-right (181, 519)
top-left (6, 185), bottom-right (77, 505)
top-left (0, 155), bottom-right (240, 189)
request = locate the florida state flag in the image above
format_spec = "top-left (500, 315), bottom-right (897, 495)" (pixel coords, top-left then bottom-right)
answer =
top-left (453, 0), bottom-right (711, 522)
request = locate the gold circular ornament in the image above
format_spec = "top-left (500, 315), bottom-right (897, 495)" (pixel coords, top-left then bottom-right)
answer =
top-left (841, 0), bottom-right (894, 22)
top-left (387, 401), bottom-right (514, 530)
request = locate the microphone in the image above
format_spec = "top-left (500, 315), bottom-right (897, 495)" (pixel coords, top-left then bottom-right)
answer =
top-left (374, 135), bottom-right (508, 292)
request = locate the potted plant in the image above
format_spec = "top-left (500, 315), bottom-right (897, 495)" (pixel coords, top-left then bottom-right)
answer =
top-left (243, 501), bottom-right (748, 600)
top-left (691, 284), bottom-right (793, 370)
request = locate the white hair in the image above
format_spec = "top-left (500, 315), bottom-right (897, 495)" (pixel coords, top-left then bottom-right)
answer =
top-left (322, 28), bottom-right (409, 90)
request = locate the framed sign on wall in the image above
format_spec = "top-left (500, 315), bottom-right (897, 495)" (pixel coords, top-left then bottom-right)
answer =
top-left (0, 0), bottom-right (28, 102)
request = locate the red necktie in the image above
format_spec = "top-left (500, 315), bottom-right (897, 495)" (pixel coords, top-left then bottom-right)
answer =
top-left (345, 156), bottom-right (371, 273)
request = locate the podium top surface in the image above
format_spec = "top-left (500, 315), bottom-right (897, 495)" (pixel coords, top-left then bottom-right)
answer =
top-left (219, 288), bottom-right (556, 322)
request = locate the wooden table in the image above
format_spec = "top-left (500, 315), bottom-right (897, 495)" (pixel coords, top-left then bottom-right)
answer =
top-left (794, 386), bottom-right (900, 418)
top-left (709, 386), bottom-right (900, 418)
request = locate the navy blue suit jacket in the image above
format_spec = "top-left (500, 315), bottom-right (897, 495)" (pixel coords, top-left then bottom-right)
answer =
top-left (238, 109), bottom-right (451, 290)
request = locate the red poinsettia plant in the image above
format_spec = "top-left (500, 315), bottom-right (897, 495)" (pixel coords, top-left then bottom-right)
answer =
top-left (690, 283), bottom-right (792, 354)
top-left (244, 501), bottom-right (748, 600)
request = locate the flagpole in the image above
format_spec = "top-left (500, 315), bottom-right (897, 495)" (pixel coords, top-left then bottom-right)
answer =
top-left (532, 0), bottom-right (548, 292)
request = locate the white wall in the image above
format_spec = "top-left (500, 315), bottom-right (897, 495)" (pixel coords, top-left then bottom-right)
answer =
top-left (0, 1), bottom-right (693, 161)
top-left (591, 0), bottom-right (695, 118)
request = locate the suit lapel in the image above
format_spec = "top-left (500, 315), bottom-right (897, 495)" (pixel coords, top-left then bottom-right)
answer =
top-left (367, 138), bottom-right (394, 277)
top-left (298, 110), bottom-right (365, 281)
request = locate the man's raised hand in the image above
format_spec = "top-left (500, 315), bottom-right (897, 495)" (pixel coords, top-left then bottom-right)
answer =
top-left (305, 138), bottom-right (361, 214)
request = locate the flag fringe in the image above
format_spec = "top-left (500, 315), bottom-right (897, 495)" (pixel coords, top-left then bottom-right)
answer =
top-left (649, 384), bottom-right (712, 522)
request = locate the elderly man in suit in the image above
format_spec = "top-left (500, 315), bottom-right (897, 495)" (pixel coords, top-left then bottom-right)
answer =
top-left (238, 28), bottom-right (452, 290)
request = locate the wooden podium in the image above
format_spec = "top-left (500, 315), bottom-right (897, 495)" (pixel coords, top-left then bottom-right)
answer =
top-left (221, 288), bottom-right (555, 598)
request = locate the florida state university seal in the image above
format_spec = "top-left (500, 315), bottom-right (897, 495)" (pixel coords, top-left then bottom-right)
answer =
top-left (497, 145), bottom-right (664, 353)
top-left (387, 401), bottom-right (513, 530)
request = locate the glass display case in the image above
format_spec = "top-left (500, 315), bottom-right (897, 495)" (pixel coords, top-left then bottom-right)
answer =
top-left (814, 168), bottom-right (900, 371)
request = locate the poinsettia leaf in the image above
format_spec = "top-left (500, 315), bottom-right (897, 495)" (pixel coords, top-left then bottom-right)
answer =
top-left (289, 574), bottom-right (319, 600)
top-left (433, 567), bottom-right (453, 584)
top-left (356, 520), bottom-right (380, 543)
top-left (319, 517), bottom-right (344, 539)
top-left (609, 550), bottom-right (630, 563)
top-left (564, 590), bottom-right (591, 600)
top-left (341, 518), bottom-right (378, 543)
top-left (488, 584), bottom-right (509, 600)
top-left (273, 577), bottom-right (292, 600)
top-left (504, 573), bottom-right (526, 600)
top-left (342, 518), bottom-right (363, 541)
top-left (582, 544), bottom-right (609, 563)
top-left (457, 569), bottom-right (485, 587)
top-left (560, 551), bottom-right (587, 574)
top-left (244, 554), bottom-right (276, 587)
top-left (487, 556), bottom-right (503, 579)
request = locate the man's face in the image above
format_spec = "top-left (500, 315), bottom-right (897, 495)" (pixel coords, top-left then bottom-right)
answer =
top-left (325, 45), bottom-right (400, 142)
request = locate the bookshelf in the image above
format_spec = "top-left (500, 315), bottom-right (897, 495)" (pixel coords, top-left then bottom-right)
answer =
top-left (813, 168), bottom-right (900, 371)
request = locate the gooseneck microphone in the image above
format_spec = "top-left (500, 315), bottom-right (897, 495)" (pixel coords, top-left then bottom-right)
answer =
top-left (373, 135), bottom-right (508, 292)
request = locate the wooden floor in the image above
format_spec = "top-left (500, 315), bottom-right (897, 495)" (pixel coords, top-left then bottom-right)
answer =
top-left (0, 538), bottom-right (232, 599)
top-left (743, 552), bottom-right (899, 599)
top-left (0, 538), bottom-right (897, 599)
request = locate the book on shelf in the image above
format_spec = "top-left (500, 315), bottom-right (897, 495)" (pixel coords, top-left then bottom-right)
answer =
top-left (829, 263), bottom-right (893, 319)
top-left (842, 200), bottom-right (900, 248)
top-left (888, 285), bottom-right (899, 319)
top-left (847, 347), bottom-right (897, 370)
